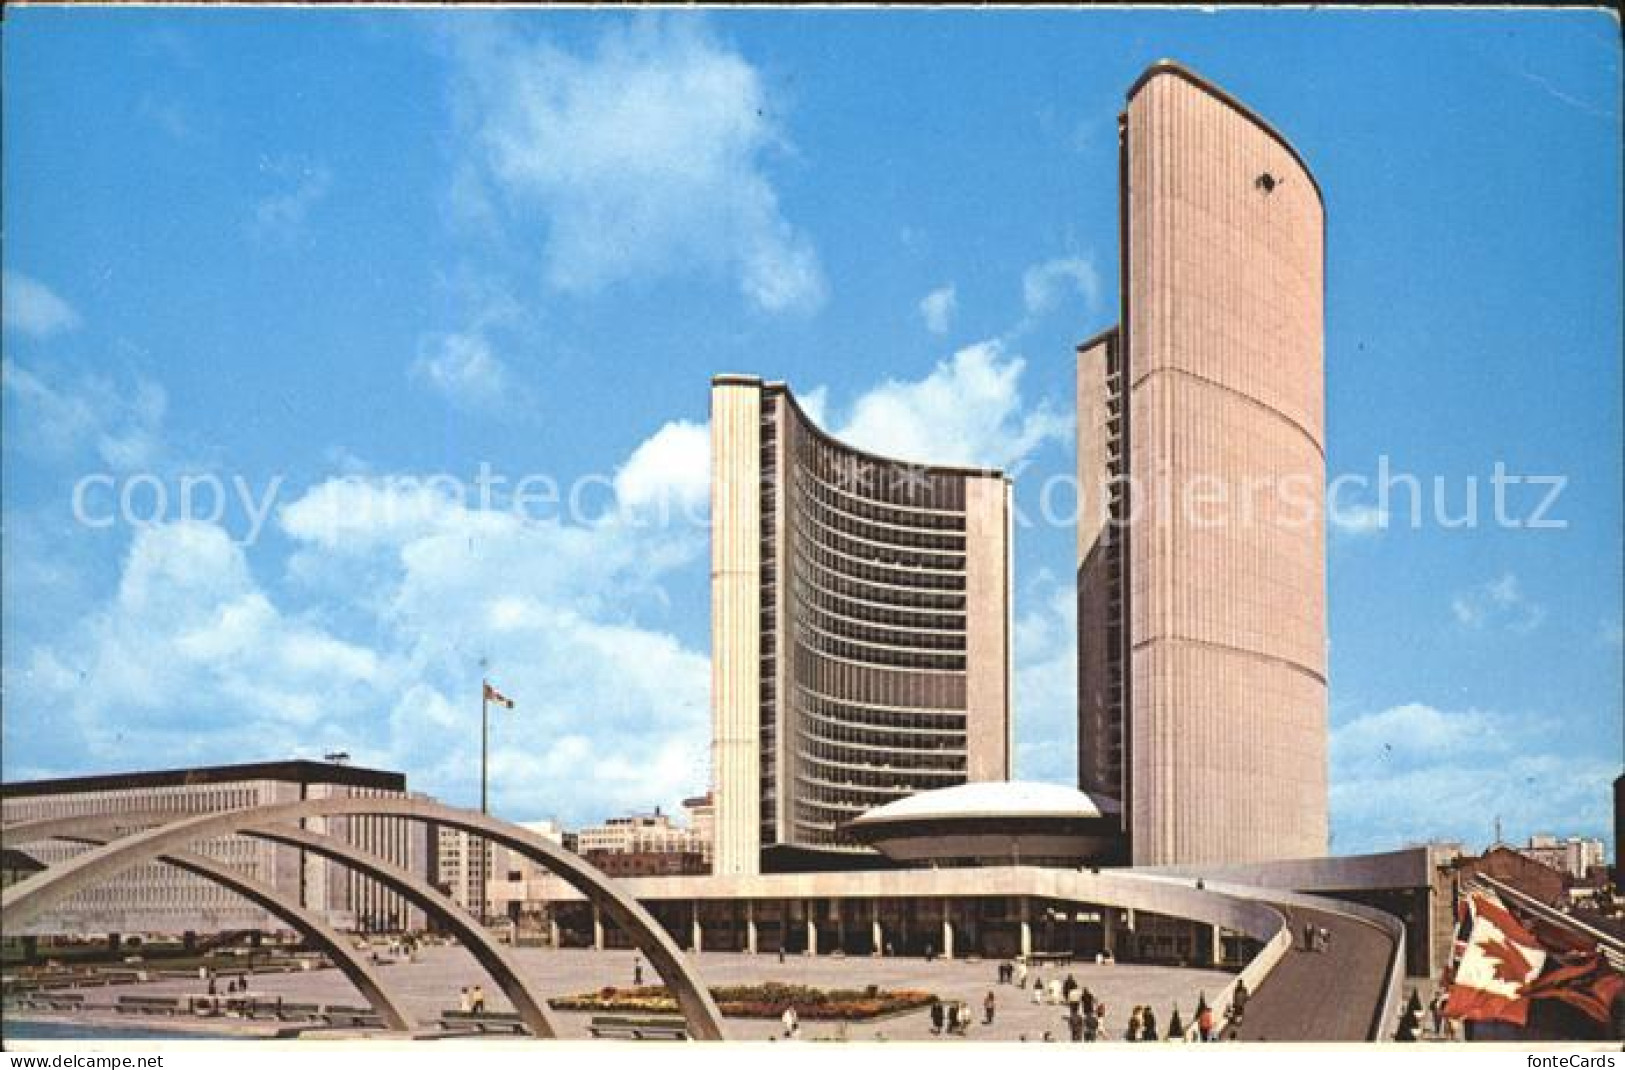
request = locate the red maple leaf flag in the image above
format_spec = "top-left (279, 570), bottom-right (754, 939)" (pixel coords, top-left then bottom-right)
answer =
top-left (1443, 892), bottom-right (1548, 1026)
top-left (1526, 950), bottom-right (1625, 1025)
top-left (483, 682), bottom-right (515, 709)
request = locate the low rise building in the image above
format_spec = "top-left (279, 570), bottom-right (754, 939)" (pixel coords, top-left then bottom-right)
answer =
top-left (1, 760), bottom-right (430, 935)
top-left (1521, 834), bottom-right (1607, 881)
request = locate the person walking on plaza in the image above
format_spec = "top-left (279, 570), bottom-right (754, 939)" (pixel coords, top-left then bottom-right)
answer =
top-left (1014, 957), bottom-right (1028, 987)
top-left (1230, 979), bottom-right (1249, 1027)
top-left (1141, 1005), bottom-right (1158, 1041)
top-left (1068, 1004), bottom-right (1083, 1043)
top-left (458, 986), bottom-right (472, 1014)
top-left (1031, 975), bottom-right (1044, 1004)
top-left (1302, 921), bottom-right (1316, 952)
top-left (1196, 997), bottom-right (1214, 1042)
top-left (1062, 973), bottom-right (1078, 1005)
top-left (1429, 989), bottom-right (1447, 1037)
top-left (930, 999), bottom-right (944, 1035)
top-left (1319, 926), bottom-right (1332, 954)
top-left (633, 953), bottom-right (644, 987)
top-left (1125, 1006), bottom-right (1142, 1042)
top-left (1082, 1006), bottom-right (1099, 1043)
top-left (1047, 975), bottom-right (1063, 1005)
top-left (471, 984), bottom-right (486, 1014)
top-left (984, 990), bottom-right (996, 1025)
top-left (782, 1004), bottom-right (800, 1039)
top-left (1166, 1008), bottom-right (1184, 1041)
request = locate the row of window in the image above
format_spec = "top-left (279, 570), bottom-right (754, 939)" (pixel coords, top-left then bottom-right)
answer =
top-left (792, 646), bottom-right (969, 710)
top-left (789, 450), bottom-right (970, 531)
top-left (792, 494), bottom-right (967, 573)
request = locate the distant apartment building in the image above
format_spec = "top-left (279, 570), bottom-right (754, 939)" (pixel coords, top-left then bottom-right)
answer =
top-left (0, 760), bottom-right (429, 934)
top-left (435, 826), bottom-right (492, 920)
top-left (576, 801), bottom-right (711, 866)
top-left (1520, 834), bottom-right (1607, 881)
top-left (711, 375), bottom-right (1013, 875)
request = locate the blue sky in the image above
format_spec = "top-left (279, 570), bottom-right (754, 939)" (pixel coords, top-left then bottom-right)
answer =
top-left (3, 9), bottom-right (1619, 856)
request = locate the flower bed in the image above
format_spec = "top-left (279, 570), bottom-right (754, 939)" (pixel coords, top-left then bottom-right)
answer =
top-left (551, 981), bottom-right (937, 1021)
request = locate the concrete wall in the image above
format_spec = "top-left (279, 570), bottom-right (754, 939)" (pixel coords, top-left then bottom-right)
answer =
top-left (710, 377), bottom-right (763, 877)
top-left (1123, 65), bottom-right (1328, 866)
top-left (964, 475), bottom-right (1012, 782)
top-left (1076, 329), bottom-right (1125, 813)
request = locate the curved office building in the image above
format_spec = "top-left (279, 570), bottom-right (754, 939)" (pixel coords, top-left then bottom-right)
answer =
top-left (1078, 61), bottom-right (1328, 866)
top-left (712, 376), bottom-right (1011, 874)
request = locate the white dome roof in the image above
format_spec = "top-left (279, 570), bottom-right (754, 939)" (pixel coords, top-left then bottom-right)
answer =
top-left (851, 781), bottom-right (1121, 825)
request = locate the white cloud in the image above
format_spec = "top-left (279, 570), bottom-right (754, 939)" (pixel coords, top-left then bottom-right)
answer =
top-left (614, 419), bottom-right (710, 518)
top-left (3, 271), bottom-right (81, 337)
top-left (1, 359), bottom-right (166, 470)
top-left (453, 19), bottom-right (824, 313)
top-left (919, 284), bottom-right (957, 335)
top-left (411, 332), bottom-right (515, 410)
top-left (273, 458), bottom-right (712, 821)
top-left (1012, 570), bottom-right (1077, 785)
top-left (18, 520), bottom-right (387, 767)
top-left (1022, 256), bottom-right (1102, 318)
top-left (10, 411), bottom-right (718, 823)
top-left (828, 340), bottom-right (1071, 471)
top-left (251, 160), bottom-right (332, 242)
top-left (1329, 501), bottom-right (1388, 538)
top-left (1452, 572), bottom-right (1545, 634)
top-left (1330, 701), bottom-right (1613, 854)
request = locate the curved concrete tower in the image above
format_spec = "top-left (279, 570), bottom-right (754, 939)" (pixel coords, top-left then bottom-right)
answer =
top-left (1079, 61), bottom-right (1328, 867)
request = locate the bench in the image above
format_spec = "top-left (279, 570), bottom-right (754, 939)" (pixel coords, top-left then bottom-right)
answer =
top-left (315, 1004), bottom-right (384, 1029)
top-left (257, 1001), bottom-right (323, 1022)
top-left (12, 992), bottom-right (87, 1012)
top-left (588, 1014), bottom-right (689, 1041)
top-left (437, 1010), bottom-right (529, 1035)
top-left (115, 996), bottom-right (182, 1016)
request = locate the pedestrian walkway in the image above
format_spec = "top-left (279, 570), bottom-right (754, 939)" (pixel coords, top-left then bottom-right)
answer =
top-left (1230, 904), bottom-right (1394, 1042)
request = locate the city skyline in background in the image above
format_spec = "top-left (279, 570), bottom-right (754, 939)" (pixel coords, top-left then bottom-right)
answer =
top-left (2, 9), bottom-right (1620, 857)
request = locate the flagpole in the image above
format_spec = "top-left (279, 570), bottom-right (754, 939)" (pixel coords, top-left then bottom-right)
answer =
top-left (479, 677), bottom-right (489, 928)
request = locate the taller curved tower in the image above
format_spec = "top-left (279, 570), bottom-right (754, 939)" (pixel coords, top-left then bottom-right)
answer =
top-left (713, 376), bottom-right (1012, 875)
top-left (1078, 61), bottom-right (1328, 866)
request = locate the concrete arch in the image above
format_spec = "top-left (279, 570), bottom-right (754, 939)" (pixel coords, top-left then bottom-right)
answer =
top-left (239, 823), bottom-right (556, 1037)
top-left (53, 831), bottom-right (415, 1031)
top-left (3, 797), bottom-right (727, 1040)
top-left (10, 815), bottom-right (545, 1034)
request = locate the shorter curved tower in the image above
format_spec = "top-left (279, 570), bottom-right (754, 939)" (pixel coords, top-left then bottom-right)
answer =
top-left (712, 376), bottom-right (1012, 875)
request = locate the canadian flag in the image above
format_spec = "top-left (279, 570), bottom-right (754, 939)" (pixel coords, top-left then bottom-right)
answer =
top-left (1443, 891), bottom-right (1549, 1025)
top-left (483, 682), bottom-right (515, 709)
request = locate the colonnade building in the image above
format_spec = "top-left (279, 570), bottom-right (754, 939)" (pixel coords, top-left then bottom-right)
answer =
top-left (1077, 61), bottom-right (1330, 867)
top-left (711, 376), bottom-right (1013, 875)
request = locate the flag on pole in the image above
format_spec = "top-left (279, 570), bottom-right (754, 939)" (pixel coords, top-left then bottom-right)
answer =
top-left (1443, 890), bottom-right (1548, 1025)
top-left (483, 681), bottom-right (515, 709)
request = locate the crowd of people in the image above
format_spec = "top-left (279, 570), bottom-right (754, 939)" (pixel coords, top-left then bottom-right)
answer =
top-left (966, 959), bottom-right (1245, 1042)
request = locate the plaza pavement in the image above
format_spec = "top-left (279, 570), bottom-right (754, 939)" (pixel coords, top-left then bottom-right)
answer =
top-left (73, 945), bottom-right (1232, 1042)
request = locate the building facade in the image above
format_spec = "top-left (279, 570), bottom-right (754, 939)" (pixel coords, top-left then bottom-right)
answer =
top-left (712, 375), bottom-right (1013, 875)
top-left (1, 761), bottom-right (430, 935)
top-left (1078, 61), bottom-right (1329, 866)
top-left (1520, 834), bottom-right (1607, 881)
top-left (575, 805), bottom-right (710, 862)
top-left (435, 825), bottom-right (492, 921)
